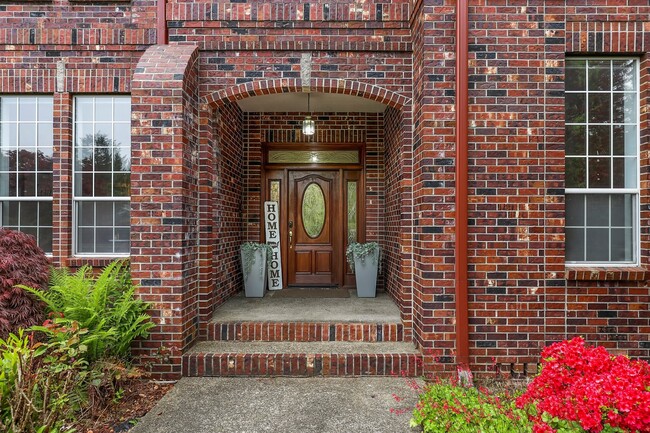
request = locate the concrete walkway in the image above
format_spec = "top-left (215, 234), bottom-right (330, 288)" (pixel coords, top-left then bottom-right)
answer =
top-left (130, 377), bottom-right (422, 433)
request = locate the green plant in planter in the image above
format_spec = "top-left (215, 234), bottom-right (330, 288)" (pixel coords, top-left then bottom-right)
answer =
top-left (241, 242), bottom-right (273, 279)
top-left (346, 242), bottom-right (381, 272)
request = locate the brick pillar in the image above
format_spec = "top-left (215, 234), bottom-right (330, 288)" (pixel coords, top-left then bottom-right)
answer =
top-left (52, 92), bottom-right (73, 267)
top-left (130, 44), bottom-right (201, 379)
top-left (411, 0), bottom-right (459, 374)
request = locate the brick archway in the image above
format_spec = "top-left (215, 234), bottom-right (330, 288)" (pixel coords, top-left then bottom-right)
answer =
top-left (201, 78), bottom-right (415, 344)
top-left (205, 78), bottom-right (411, 111)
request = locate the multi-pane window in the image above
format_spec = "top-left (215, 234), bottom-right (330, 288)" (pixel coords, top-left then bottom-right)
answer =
top-left (565, 59), bottom-right (639, 264)
top-left (0, 96), bottom-right (53, 253)
top-left (74, 96), bottom-right (130, 255)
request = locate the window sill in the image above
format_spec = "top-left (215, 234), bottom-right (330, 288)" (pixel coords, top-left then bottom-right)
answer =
top-left (66, 256), bottom-right (129, 269)
top-left (565, 267), bottom-right (650, 281)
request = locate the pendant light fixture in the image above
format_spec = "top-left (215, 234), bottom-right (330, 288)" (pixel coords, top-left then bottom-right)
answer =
top-left (302, 93), bottom-right (315, 136)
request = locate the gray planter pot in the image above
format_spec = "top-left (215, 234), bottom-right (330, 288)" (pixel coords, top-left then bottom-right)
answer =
top-left (353, 249), bottom-right (379, 298)
top-left (241, 247), bottom-right (267, 298)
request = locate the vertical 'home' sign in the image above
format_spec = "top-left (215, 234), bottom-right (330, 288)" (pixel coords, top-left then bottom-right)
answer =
top-left (264, 201), bottom-right (283, 290)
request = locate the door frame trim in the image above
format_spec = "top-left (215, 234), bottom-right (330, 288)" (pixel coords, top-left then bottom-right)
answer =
top-left (261, 142), bottom-right (366, 289)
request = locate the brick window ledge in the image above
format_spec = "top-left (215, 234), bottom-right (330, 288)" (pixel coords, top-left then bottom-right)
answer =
top-left (565, 267), bottom-right (650, 281)
top-left (66, 257), bottom-right (128, 269)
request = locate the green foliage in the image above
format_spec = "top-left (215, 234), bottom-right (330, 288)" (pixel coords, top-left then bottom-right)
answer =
top-left (410, 380), bottom-right (532, 433)
top-left (345, 242), bottom-right (381, 272)
top-left (541, 413), bottom-right (619, 433)
top-left (0, 327), bottom-right (88, 433)
top-left (527, 410), bottom-right (628, 433)
top-left (22, 260), bottom-right (154, 363)
top-left (240, 242), bottom-right (273, 279)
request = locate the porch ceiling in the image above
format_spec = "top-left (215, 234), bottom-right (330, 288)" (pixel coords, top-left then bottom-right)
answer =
top-left (236, 92), bottom-right (387, 113)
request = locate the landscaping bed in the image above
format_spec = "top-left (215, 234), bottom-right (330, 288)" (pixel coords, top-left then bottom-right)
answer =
top-left (410, 338), bottom-right (650, 433)
top-left (73, 378), bottom-right (173, 433)
top-left (1, 228), bottom-right (163, 433)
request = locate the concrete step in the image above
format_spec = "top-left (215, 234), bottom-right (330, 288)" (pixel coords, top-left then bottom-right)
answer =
top-left (205, 321), bottom-right (406, 342)
top-left (182, 341), bottom-right (423, 377)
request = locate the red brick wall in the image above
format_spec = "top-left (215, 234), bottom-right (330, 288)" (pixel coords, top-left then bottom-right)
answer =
top-left (198, 101), bottom-right (245, 333)
top-left (130, 45), bottom-right (201, 377)
top-left (465, 1), bottom-right (650, 377)
top-left (467, 0), bottom-right (553, 376)
top-left (384, 106), bottom-right (413, 338)
top-left (0, 0), bottom-right (157, 48)
top-left (411, 0), bottom-right (460, 372)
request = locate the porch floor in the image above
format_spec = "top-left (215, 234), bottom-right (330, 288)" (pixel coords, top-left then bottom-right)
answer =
top-left (210, 290), bottom-right (401, 323)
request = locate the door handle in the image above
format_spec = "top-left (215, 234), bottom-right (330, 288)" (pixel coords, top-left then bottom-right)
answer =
top-left (288, 221), bottom-right (294, 249)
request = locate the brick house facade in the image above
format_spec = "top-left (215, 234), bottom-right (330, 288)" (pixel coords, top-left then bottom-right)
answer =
top-left (0, 0), bottom-right (648, 379)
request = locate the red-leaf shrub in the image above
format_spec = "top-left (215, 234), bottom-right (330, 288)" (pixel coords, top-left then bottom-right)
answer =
top-left (0, 228), bottom-right (50, 337)
top-left (516, 337), bottom-right (650, 433)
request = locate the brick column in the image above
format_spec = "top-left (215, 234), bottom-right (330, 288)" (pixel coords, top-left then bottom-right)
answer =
top-left (52, 92), bottom-right (73, 267)
top-left (130, 44), bottom-right (201, 379)
top-left (411, 0), bottom-right (459, 374)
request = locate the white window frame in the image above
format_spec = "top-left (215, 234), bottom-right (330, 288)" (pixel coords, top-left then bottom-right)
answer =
top-left (0, 95), bottom-right (54, 254)
top-left (565, 57), bottom-right (641, 266)
top-left (72, 95), bottom-right (130, 257)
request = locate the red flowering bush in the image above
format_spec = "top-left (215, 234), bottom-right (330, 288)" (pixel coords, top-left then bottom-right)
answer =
top-left (516, 337), bottom-right (650, 433)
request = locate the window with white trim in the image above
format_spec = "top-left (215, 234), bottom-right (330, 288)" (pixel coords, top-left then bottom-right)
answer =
top-left (565, 58), bottom-right (639, 264)
top-left (74, 96), bottom-right (130, 255)
top-left (0, 96), bottom-right (54, 253)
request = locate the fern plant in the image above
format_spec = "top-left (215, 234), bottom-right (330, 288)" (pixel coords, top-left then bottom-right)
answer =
top-left (22, 260), bottom-right (154, 363)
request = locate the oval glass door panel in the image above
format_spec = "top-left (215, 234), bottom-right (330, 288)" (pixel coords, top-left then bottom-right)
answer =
top-left (302, 182), bottom-right (326, 238)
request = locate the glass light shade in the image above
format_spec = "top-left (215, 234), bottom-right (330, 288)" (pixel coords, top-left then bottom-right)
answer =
top-left (302, 116), bottom-right (315, 135)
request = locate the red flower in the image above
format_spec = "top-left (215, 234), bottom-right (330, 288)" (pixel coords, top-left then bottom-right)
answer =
top-left (517, 337), bottom-right (650, 433)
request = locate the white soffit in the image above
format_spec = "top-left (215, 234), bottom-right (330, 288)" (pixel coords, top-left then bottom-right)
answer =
top-left (236, 92), bottom-right (387, 113)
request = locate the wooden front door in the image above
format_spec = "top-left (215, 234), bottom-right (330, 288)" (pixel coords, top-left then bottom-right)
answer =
top-left (288, 170), bottom-right (341, 286)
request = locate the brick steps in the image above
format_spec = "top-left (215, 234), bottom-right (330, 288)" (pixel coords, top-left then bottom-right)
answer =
top-left (206, 321), bottom-right (406, 342)
top-left (182, 341), bottom-right (423, 377)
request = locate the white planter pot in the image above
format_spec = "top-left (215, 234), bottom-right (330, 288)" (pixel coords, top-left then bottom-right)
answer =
top-left (241, 247), bottom-right (267, 298)
top-left (353, 249), bottom-right (379, 298)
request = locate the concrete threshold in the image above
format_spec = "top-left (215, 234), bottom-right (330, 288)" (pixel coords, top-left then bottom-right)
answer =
top-left (188, 340), bottom-right (419, 355)
top-left (211, 290), bottom-right (402, 323)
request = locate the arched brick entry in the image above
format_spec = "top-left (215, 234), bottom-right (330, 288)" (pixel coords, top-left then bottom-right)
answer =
top-left (205, 78), bottom-right (411, 110)
top-left (130, 46), bottom-right (414, 379)
top-left (198, 80), bottom-right (415, 340)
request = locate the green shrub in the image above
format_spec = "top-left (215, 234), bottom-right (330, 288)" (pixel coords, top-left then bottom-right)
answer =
top-left (410, 380), bottom-right (532, 433)
top-left (0, 327), bottom-right (88, 433)
top-left (22, 260), bottom-right (154, 363)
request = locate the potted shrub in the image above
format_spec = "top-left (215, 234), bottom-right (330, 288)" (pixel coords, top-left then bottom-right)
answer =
top-left (240, 242), bottom-right (272, 297)
top-left (346, 242), bottom-right (381, 298)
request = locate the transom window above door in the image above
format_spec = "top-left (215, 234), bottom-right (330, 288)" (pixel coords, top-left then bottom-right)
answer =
top-left (267, 149), bottom-right (360, 165)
